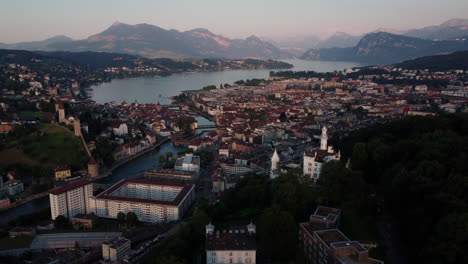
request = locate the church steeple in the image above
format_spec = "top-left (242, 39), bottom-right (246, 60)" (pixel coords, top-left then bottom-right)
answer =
top-left (320, 125), bottom-right (328, 150)
top-left (270, 148), bottom-right (280, 179)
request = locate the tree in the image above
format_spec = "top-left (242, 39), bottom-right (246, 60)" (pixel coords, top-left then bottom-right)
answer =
top-left (126, 212), bottom-right (138, 227)
top-left (156, 256), bottom-right (187, 264)
top-left (74, 241), bottom-right (80, 249)
top-left (191, 203), bottom-right (210, 236)
top-left (258, 207), bottom-right (297, 261)
top-left (117, 212), bottom-right (126, 225)
top-left (318, 161), bottom-right (364, 205)
top-left (166, 151), bottom-right (174, 159)
top-left (351, 142), bottom-right (368, 171)
top-left (158, 154), bottom-right (166, 163)
top-left (54, 215), bottom-right (69, 229)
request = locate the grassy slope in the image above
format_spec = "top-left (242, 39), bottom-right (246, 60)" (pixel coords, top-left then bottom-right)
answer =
top-left (0, 124), bottom-right (88, 169)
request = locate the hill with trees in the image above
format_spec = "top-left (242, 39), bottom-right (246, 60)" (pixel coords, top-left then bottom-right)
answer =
top-left (394, 50), bottom-right (468, 71)
top-left (329, 113), bottom-right (468, 264)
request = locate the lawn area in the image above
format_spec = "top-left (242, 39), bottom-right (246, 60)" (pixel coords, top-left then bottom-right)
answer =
top-left (0, 236), bottom-right (33, 250)
top-left (0, 124), bottom-right (88, 169)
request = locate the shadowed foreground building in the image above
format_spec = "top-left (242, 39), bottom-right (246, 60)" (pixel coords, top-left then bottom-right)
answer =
top-left (299, 206), bottom-right (383, 264)
top-left (206, 222), bottom-right (257, 264)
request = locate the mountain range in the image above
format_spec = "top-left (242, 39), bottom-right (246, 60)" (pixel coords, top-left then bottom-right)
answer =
top-left (301, 32), bottom-right (468, 64)
top-left (33, 22), bottom-right (291, 59)
top-left (405, 18), bottom-right (468, 40)
top-left (1, 18), bottom-right (468, 64)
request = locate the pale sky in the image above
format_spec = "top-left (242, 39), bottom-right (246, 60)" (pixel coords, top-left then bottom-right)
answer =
top-left (1, 0), bottom-right (467, 43)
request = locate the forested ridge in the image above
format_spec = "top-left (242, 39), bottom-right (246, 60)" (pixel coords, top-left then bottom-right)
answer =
top-left (331, 113), bottom-right (468, 263)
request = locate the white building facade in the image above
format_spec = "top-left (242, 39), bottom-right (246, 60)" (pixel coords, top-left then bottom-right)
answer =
top-left (175, 154), bottom-right (200, 175)
top-left (49, 180), bottom-right (93, 220)
top-left (206, 223), bottom-right (257, 264)
top-left (89, 179), bottom-right (195, 223)
top-left (303, 126), bottom-right (340, 182)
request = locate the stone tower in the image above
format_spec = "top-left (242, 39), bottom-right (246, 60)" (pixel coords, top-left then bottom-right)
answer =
top-left (74, 118), bottom-right (81, 136)
top-left (87, 157), bottom-right (99, 177)
top-left (320, 125), bottom-right (328, 150)
top-left (58, 104), bottom-right (65, 123)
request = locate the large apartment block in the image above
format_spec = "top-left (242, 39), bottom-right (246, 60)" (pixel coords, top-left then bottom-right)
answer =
top-left (89, 178), bottom-right (195, 223)
top-left (49, 180), bottom-right (93, 220)
top-left (299, 206), bottom-right (383, 264)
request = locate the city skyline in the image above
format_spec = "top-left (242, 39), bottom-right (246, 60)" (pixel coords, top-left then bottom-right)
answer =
top-left (1, 0), bottom-right (468, 43)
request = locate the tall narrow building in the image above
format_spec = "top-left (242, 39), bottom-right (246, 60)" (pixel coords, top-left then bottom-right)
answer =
top-left (49, 180), bottom-right (93, 221)
top-left (270, 148), bottom-right (280, 179)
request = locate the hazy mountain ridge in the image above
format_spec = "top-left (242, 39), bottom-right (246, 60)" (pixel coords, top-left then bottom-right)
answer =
top-left (37, 22), bottom-right (292, 59)
top-left (316, 32), bottom-right (362, 48)
top-left (0, 35), bottom-right (73, 50)
top-left (301, 32), bottom-right (468, 64)
top-left (404, 18), bottom-right (468, 39)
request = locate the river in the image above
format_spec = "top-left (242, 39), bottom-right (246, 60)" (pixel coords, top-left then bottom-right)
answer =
top-left (0, 59), bottom-right (364, 223)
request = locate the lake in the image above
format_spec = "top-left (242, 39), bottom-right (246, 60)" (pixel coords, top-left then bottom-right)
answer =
top-left (92, 59), bottom-right (365, 104)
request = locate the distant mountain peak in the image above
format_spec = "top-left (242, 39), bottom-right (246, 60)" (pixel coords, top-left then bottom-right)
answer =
top-left (46, 35), bottom-right (73, 42)
top-left (246, 35), bottom-right (262, 41)
top-left (188, 28), bottom-right (213, 34)
top-left (112, 21), bottom-right (124, 26)
top-left (440, 18), bottom-right (468, 27)
top-left (333, 32), bottom-right (351, 36)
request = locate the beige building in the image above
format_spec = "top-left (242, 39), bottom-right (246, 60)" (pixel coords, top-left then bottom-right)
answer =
top-left (102, 236), bottom-right (131, 262)
top-left (55, 165), bottom-right (72, 180)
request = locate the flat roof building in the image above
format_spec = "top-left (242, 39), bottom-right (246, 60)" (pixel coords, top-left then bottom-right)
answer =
top-left (175, 154), bottom-right (200, 175)
top-left (89, 178), bottom-right (195, 223)
top-left (102, 236), bottom-right (131, 262)
top-left (299, 206), bottom-right (383, 264)
top-left (49, 180), bottom-right (93, 221)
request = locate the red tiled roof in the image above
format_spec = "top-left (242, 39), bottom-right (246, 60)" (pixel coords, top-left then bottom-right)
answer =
top-left (49, 180), bottom-right (91, 195)
top-left (206, 231), bottom-right (256, 250)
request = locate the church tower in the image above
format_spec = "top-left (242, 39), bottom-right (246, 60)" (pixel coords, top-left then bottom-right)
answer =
top-left (270, 148), bottom-right (280, 179)
top-left (58, 103), bottom-right (66, 123)
top-left (320, 126), bottom-right (328, 150)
